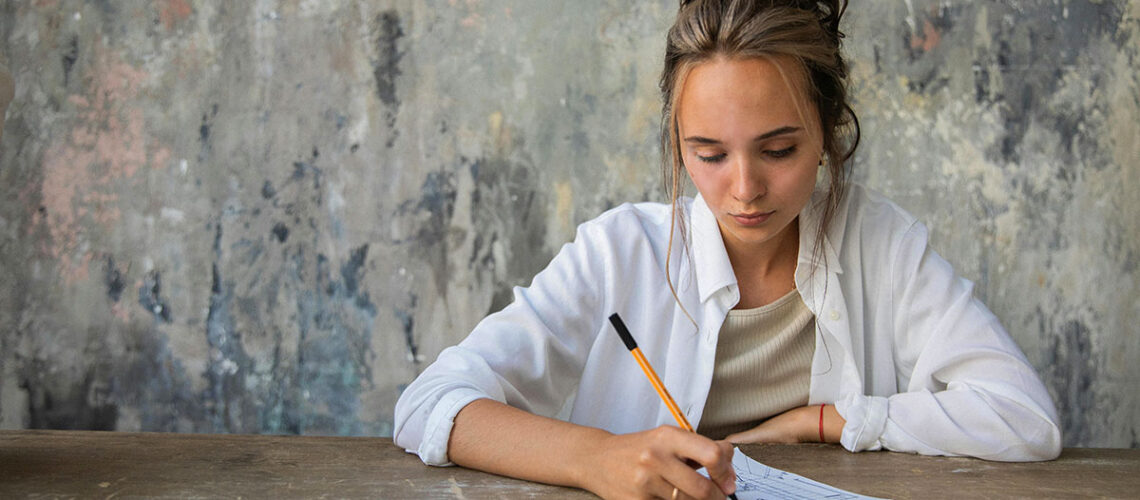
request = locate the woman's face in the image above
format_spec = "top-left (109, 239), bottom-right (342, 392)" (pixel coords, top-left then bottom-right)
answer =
top-left (677, 56), bottom-right (823, 258)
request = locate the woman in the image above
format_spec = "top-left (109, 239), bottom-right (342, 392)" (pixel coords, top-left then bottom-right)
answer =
top-left (394, 1), bottom-right (1062, 498)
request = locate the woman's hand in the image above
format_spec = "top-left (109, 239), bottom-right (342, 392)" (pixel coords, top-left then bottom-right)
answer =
top-left (583, 425), bottom-right (737, 500)
top-left (724, 404), bottom-right (845, 445)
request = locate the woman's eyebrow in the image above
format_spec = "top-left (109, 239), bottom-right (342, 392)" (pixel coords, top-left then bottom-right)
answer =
top-left (755, 126), bottom-right (801, 141)
top-left (683, 126), bottom-right (802, 144)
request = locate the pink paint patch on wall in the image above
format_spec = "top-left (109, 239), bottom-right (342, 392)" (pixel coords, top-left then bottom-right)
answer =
top-left (37, 42), bottom-right (165, 284)
top-left (910, 19), bottom-right (942, 53)
top-left (159, 0), bottom-right (193, 31)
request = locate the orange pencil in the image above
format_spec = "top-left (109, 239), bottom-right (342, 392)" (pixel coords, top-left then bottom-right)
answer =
top-left (609, 313), bottom-right (693, 431)
top-left (609, 313), bottom-right (738, 500)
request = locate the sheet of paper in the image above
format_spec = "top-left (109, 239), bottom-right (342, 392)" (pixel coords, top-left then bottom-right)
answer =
top-left (706, 447), bottom-right (885, 500)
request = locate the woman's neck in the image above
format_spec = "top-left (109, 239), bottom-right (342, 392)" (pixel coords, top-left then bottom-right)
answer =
top-left (724, 218), bottom-right (800, 309)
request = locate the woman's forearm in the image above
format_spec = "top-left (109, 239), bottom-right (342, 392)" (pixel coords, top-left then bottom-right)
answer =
top-left (723, 403), bottom-right (846, 445)
top-left (448, 398), bottom-right (738, 499)
top-left (448, 398), bottom-right (611, 491)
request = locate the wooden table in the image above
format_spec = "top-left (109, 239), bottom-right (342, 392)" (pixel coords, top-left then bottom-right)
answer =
top-left (1, 430), bottom-right (1137, 498)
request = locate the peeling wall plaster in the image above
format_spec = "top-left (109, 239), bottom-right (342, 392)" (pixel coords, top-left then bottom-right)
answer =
top-left (0, 1), bottom-right (1136, 447)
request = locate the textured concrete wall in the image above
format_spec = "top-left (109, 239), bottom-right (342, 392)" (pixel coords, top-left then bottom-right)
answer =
top-left (0, 1), bottom-right (1136, 447)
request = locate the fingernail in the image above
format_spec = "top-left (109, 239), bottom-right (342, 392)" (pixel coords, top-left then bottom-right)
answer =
top-left (723, 477), bottom-right (736, 493)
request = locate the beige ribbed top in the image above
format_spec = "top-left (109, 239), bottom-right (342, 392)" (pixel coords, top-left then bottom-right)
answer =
top-left (697, 289), bottom-right (816, 440)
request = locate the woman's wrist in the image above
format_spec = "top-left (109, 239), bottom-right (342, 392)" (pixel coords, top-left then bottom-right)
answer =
top-left (819, 403), bottom-right (827, 442)
top-left (821, 403), bottom-right (845, 443)
top-left (565, 428), bottom-right (616, 492)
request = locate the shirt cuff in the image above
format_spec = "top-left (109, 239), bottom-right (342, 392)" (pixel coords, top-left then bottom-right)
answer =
top-left (835, 393), bottom-right (888, 452)
top-left (416, 387), bottom-right (489, 466)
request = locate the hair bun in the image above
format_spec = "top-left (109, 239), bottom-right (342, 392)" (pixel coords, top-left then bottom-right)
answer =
top-left (791, 1), bottom-right (846, 41)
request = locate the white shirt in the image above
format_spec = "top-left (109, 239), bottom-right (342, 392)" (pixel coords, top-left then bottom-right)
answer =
top-left (393, 184), bottom-right (1062, 465)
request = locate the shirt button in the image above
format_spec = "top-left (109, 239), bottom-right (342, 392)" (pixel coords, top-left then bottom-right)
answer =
top-left (829, 310), bottom-right (841, 321)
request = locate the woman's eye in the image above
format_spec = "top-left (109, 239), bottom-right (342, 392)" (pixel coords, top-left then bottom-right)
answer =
top-left (696, 153), bottom-right (726, 163)
top-left (767, 146), bottom-right (797, 159)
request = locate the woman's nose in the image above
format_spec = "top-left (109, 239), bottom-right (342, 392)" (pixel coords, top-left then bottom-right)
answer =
top-left (732, 156), bottom-right (766, 202)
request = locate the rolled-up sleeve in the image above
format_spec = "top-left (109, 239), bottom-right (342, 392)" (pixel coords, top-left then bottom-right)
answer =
top-left (396, 383), bottom-right (488, 465)
top-left (835, 393), bottom-right (888, 452)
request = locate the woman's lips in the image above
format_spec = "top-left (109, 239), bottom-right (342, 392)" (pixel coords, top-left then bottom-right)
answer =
top-left (732, 211), bottom-right (774, 226)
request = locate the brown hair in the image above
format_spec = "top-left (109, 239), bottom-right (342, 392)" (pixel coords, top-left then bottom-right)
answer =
top-left (660, 0), bottom-right (859, 316)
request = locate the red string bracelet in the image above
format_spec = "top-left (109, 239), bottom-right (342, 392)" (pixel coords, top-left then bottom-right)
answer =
top-left (819, 403), bottom-right (826, 442)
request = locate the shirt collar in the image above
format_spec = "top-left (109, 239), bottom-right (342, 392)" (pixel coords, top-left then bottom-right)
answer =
top-left (688, 187), bottom-right (844, 304)
top-left (690, 194), bottom-right (738, 303)
top-left (796, 188), bottom-right (844, 277)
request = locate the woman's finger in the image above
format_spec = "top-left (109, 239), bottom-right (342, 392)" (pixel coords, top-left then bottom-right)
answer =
top-left (663, 430), bottom-right (736, 498)
top-left (724, 424), bottom-right (773, 444)
top-left (660, 457), bottom-right (727, 500)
